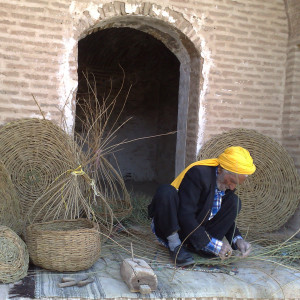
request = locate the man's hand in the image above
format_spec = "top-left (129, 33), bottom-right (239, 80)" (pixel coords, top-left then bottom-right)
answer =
top-left (236, 239), bottom-right (252, 257)
top-left (219, 242), bottom-right (233, 260)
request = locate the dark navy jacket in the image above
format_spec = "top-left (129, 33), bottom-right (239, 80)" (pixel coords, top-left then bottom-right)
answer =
top-left (177, 166), bottom-right (241, 251)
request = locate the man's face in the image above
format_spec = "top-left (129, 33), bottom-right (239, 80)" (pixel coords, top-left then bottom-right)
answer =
top-left (217, 167), bottom-right (247, 191)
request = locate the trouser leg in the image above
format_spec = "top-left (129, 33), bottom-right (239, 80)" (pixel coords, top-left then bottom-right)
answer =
top-left (204, 192), bottom-right (241, 240)
top-left (148, 184), bottom-right (180, 240)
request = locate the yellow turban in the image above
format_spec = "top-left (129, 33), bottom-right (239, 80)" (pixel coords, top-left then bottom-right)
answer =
top-left (171, 146), bottom-right (256, 189)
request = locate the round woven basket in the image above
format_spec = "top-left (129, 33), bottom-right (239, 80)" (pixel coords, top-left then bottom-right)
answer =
top-left (0, 118), bottom-right (84, 222)
top-left (0, 161), bottom-right (23, 235)
top-left (25, 218), bottom-right (101, 272)
top-left (0, 226), bottom-right (29, 283)
top-left (198, 128), bottom-right (300, 233)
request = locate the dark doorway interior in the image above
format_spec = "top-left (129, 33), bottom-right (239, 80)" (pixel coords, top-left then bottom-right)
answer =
top-left (76, 27), bottom-right (180, 196)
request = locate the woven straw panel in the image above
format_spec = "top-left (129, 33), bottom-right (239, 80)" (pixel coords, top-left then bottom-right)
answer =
top-left (0, 119), bottom-right (84, 221)
top-left (198, 128), bottom-right (300, 233)
top-left (0, 161), bottom-right (23, 234)
top-left (25, 218), bottom-right (101, 272)
top-left (0, 226), bottom-right (29, 283)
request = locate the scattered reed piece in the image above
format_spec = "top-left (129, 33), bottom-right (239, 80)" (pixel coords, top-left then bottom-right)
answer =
top-left (0, 118), bottom-right (84, 222)
top-left (0, 226), bottom-right (29, 283)
top-left (198, 128), bottom-right (300, 233)
top-left (25, 218), bottom-right (101, 272)
top-left (0, 161), bottom-right (23, 235)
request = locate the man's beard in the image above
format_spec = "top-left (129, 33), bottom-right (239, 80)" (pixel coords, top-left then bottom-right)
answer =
top-left (216, 173), bottom-right (227, 191)
top-left (217, 180), bottom-right (227, 191)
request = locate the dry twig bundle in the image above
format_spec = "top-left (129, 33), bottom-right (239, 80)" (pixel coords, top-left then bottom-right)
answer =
top-left (27, 164), bottom-right (115, 239)
top-left (0, 226), bottom-right (29, 283)
top-left (75, 71), bottom-right (132, 220)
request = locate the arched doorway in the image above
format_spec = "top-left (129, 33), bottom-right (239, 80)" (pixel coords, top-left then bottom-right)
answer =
top-left (75, 27), bottom-right (180, 195)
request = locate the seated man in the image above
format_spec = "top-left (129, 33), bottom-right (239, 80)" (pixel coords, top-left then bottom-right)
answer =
top-left (148, 146), bottom-right (255, 266)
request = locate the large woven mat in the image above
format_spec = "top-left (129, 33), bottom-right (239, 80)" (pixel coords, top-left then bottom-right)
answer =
top-left (198, 128), bottom-right (300, 233)
top-left (0, 161), bottom-right (23, 234)
top-left (0, 119), bottom-right (83, 221)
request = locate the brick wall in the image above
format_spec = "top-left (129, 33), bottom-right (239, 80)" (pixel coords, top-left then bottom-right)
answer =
top-left (0, 1), bottom-right (293, 150)
top-left (0, 1), bottom-right (74, 126)
top-left (0, 0), bottom-right (289, 141)
top-left (196, 0), bottom-right (288, 143)
top-left (283, 0), bottom-right (300, 171)
top-left (282, 0), bottom-right (300, 235)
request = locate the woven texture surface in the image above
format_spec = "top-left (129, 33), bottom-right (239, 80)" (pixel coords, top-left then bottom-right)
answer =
top-left (198, 128), bottom-right (300, 233)
top-left (0, 225), bottom-right (29, 283)
top-left (25, 218), bottom-right (101, 272)
top-left (0, 118), bottom-right (83, 222)
top-left (0, 161), bottom-right (23, 234)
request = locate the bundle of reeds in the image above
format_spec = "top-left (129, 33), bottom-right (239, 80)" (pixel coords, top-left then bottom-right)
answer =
top-left (74, 71), bottom-right (132, 221)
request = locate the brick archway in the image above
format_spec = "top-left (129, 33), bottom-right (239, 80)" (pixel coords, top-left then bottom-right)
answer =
top-left (71, 2), bottom-right (203, 175)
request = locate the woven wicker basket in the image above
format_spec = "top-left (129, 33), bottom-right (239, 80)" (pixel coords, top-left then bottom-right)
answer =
top-left (25, 218), bottom-right (101, 272)
top-left (0, 226), bottom-right (29, 283)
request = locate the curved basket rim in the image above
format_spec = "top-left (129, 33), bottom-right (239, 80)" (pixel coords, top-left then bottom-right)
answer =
top-left (26, 218), bottom-right (99, 234)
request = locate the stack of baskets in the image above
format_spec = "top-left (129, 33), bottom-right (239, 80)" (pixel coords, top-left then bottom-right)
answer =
top-left (25, 218), bottom-right (101, 272)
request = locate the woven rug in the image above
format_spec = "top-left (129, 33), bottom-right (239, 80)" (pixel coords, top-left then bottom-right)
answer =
top-left (7, 225), bottom-right (300, 299)
top-left (198, 128), bottom-right (300, 234)
top-left (6, 256), bottom-right (300, 299)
